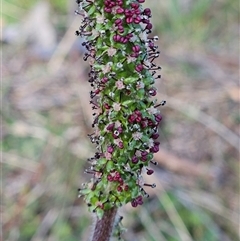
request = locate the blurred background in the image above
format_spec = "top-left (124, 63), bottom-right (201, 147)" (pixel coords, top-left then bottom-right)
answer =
top-left (2, 0), bottom-right (239, 241)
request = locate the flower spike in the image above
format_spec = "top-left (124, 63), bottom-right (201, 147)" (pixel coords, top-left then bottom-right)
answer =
top-left (76, 0), bottom-right (164, 219)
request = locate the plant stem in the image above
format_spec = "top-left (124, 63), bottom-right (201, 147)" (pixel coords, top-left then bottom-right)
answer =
top-left (91, 207), bottom-right (118, 241)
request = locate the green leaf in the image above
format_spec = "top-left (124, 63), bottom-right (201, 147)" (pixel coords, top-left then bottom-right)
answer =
top-left (147, 153), bottom-right (153, 160)
top-left (98, 158), bottom-right (107, 165)
top-left (88, 33), bottom-right (99, 41)
top-left (136, 89), bottom-right (145, 99)
top-left (124, 77), bottom-right (138, 84)
top-left (128, 140), bottom-right (136, 150)
top-left (87, 5), bottom-right (96, 15)
top-left (90, 196), bottom-right (98, 204)
top-left (96, 209), bottom-right (104, 219)
top-left (106, 161), bottom-right (114, 172)
top-left (80, 188), bottom-right (91, 195)
top-left (131, 186), bottom-right (139, 197)
top-left (139, 101), bottom-right (147, 109)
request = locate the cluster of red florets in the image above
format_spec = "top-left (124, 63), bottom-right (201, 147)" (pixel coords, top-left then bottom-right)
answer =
top-left (104, 0), bottom-right (153, 45)
top-left (131, 195), bottom-right (144, 207)
top-left (131, 151), bottom-right (148, 163)
top-left (128, 109), bottom-right (162, 125)
top-left (106, 122), bottom-right (124, 141)
top-left (107, 170), bottom-right (129, 192)
top-left (128, 110), bottom-right (143, 123)
top-left (104, 0), bottom-right (124, 13)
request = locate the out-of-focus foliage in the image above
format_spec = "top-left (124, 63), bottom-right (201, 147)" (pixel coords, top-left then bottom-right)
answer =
top-left (3, 0), bottom-right (239, 241)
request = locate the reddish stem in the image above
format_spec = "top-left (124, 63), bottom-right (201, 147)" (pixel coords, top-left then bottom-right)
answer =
top-left (91, 207), bottom-right (118, 241)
